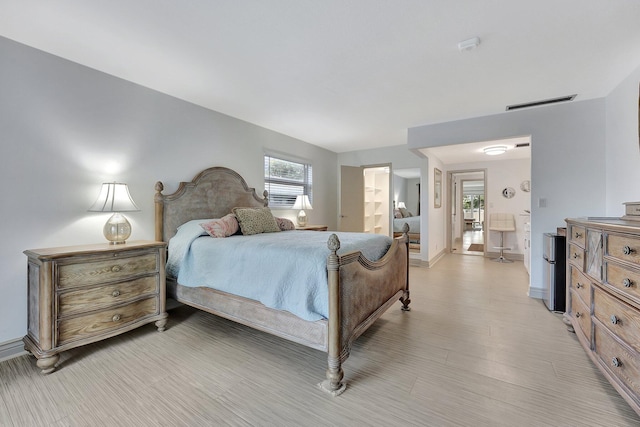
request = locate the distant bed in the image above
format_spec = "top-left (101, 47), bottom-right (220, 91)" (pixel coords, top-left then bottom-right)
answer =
top-left (155, 166), bottom-right (411, 395)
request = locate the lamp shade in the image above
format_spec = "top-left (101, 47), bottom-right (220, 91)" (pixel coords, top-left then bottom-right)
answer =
top-left (397, 202), bottom-right (406, 209)
top-left (88, 183), bottom-right (140, 212)
top-left (292, 195), bottom-right (313, 210)
top-left (88, 183), bottom-right (139, 244)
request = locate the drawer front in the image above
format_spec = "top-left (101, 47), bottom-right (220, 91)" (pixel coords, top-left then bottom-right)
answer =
top-left (570, 289), bottom-right (591, 342)
top-left (568, 243), bottom-right (585, 270)
top-left (605, 262), bottom-right (640, 305)
top-left (593, 287), bottom-right (640, 354)
top-left (570, 265), bottom-right (591, 307)
top-left (607, 233), bottom-right (640, 266)
top-left (57, 297), bottom-right (158, 345)
top-left (593, 324), bottom-right (640, 399)
top-left (58, 252), bottom-right (158, 289)
top-left (58, 275), bottom-right (159, 317)
top-left (569, 224), bottom-right (586, 247)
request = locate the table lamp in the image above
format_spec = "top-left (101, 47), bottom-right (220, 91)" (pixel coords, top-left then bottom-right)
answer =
top-left (88, 182), bottom-right (140, 244)
top-left (292, 195), bottom-right (313, 227)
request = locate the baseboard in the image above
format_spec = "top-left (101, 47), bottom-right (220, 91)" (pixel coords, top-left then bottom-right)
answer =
top-left (0, 338), bottom-right (27, 362)
top-left (528, 286), bottom-right (545, 299)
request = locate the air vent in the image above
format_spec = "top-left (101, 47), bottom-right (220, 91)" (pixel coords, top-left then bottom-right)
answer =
top-left (506, 94), bottom-right (577, 111)
top-left (515, 143), bottom-right (530, 148)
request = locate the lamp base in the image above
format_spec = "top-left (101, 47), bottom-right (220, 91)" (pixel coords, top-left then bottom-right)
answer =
top-left (103, 213), bottom-right (132, 244)
top-left (297, 210), bottom-right (308, 227)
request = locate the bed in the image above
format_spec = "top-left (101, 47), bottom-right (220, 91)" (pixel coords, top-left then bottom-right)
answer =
top-left (393, 216), bottom-right (420, 242)
top-left (154, 166), bottom-right (410, 396)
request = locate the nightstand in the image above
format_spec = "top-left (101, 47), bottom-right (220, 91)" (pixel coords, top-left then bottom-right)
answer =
top-left (296, 225), bottom-right (328, 231)
top-left (23, 240), bottom-right (167, 374)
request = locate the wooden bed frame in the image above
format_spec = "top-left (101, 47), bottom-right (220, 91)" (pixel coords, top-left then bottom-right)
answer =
top-left (154, 166), bottom-right (410, 395)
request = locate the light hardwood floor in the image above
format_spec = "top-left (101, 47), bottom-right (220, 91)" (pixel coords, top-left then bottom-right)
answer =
top-left (2, 255), bottom-right (639, 426)
top-left (452, 229), bottom-right (485, 256)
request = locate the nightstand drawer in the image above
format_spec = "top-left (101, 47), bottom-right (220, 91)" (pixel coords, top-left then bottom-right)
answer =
top-left (58, 296), bottom-right (158, 345)
top-left (58, 252), bottom-right (158, 289)
top-left (59, 275), bottom-right (159, 317)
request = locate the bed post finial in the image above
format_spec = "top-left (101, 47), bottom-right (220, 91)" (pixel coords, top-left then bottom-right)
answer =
top-left (263, 190), bottom-right (268, 207)
top-left (154, 181), bottom-right (165, 242)
top-left (319, 233), bottom-right (346, 396)
top-left (402, 222), bottom-right (410, 235)
top-left (400, 222), bottom-right (411, 311)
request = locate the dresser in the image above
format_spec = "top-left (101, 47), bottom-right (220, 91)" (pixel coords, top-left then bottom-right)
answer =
top-left (565, 218), bottom-right (640, 416)
top-left (23, 240), bottom-right (168, 374)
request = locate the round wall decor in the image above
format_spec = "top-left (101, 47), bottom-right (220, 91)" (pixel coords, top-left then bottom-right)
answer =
top-left (502, 187), bottom-right (516, 199)
top-left (520, 180), bottom-right (531, 192)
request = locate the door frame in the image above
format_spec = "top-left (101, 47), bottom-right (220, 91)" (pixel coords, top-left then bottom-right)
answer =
top-left (446, 168), bottom-right (487, 255)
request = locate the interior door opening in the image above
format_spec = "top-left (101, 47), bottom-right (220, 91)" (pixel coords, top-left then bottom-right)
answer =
top-left (448, 170), bottom-right (486, 256)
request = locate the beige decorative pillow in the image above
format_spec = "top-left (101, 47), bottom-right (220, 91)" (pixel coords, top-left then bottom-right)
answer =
top-left (275, 217), bottom-right (296, 231)
top-left (232, 207), bottom-right (281, 235)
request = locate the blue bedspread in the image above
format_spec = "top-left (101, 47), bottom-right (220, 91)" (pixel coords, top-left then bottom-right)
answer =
top-left (167, 220), bottom-right (392, 321)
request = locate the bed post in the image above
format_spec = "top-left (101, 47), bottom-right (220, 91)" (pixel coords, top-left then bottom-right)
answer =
top-left (154, 182), bottom-right (164, 242)
top-left (319, 233), bottom-right (346, 396)
top-left (400, 223), bottom-right (411, 311)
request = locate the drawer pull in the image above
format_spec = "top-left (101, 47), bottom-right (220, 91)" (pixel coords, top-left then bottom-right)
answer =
top-left (111, 265), bottom-right (122, 272)
top-left (610, 314), bottom-right (620, 325)
top-left (573, 253), bottom-right (580, 259)
top-left (576, 282), bottom-right (583, 289)
top-left (574, 232), bottom-right (583, 238)
top-left (112, 314), bottom-right (121, 322)
top-left (622, 245), bottom-right (635, 255)
top-left (612, 357), bottom-right (622, 368)
top-left (111, 290), bottom-right (121, 297)
top-left (575, 312), bottom-right (582, 318)
top-left (623, 278), bottom-right (633, 288)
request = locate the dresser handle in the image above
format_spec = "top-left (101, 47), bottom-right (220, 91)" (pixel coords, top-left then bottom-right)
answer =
top-left (623, 278), bottom-right (633, 288)
top-left (612, 357), bottom-right (621, 368)
top-left (112, 290), bottom-right (121, 297)
top-left (575, 312), bottom-right (582, 318)
top-left (573, 253), bottom-right (580, 259)
top-left (623, 245), bottom-right (635, 255)
top-left (576, 282), bottom-right (582, 289)
top-left (111, 265), bottom-right (122, 272)
top-left (112, 314), bottom-right (121, 322)
top-left (610, 315), bottom-right (620, 325)
top-left (574, 232), bottom-right (582, 238)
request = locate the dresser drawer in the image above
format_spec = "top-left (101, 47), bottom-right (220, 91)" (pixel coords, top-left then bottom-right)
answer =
top-left (570, 265), bottom-right (591, 307)
top-left (607, 233), bottom-right (640, 266)
top-left (570, 289), bottom-right (591, 342)
top-left (593, 287), bottom-right (640, 354)
top-left (569, 224), bottom-right (586, 247)
top-left (568, 243), bottom-right (585, 270)
top-left (593, 324), bottom-right (640, 400)
top-left (605, 262), bottom-right (640, 305)
top-left (57, 296), bottom-right (159, 345)
top-left (58, 252), bottom-right (159, 289)
top-left (58, 275), bottom-right (159, 317)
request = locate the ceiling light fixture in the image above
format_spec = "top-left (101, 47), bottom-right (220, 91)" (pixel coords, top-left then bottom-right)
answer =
top-left (483, 146), bottom-right (507, 156)
top-left (458, 37), bottom-right (481, 52)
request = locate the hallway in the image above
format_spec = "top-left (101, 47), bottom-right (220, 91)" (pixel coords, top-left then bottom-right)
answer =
top-left (451, 229), bottom-right (485, 256)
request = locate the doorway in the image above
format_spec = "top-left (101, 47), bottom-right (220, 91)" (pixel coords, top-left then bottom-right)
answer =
top-left (448, 169), bottom-right (486, 256)
top-left (339, 164), bottom-right (392, 235)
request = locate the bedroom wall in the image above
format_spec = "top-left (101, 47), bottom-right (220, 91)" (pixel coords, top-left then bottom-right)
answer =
top-left (0, 36), bottom-right (337, 346)
top-left (605, 62), bottom-right (640, 213)
top-left (408, 99), bottom-right (607, 298)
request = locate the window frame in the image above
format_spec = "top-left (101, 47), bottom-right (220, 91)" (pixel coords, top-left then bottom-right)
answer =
top-left (263, 154), bottom-right (313, 208)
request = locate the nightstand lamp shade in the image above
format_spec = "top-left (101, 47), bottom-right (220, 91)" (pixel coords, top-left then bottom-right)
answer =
top-left (292, 195), bottom-right (313, 227)
top-left (88, 182), bottom-right (140, 244)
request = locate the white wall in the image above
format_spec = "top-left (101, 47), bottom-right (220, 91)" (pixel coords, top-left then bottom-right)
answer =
top-left (408, 99), bottom-right (607, 297)
top-left (0, 37), bottom-right (337, 344)
top-left (606, 63), bottom-right (640, 213)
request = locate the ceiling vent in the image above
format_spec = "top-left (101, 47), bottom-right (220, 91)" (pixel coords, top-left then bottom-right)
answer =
top-left (506, 94), bottom-right (577, 111)
top-left (515, 142), bottom-right (530, 148)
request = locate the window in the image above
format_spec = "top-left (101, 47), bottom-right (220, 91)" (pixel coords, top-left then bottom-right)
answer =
top-left (264, 155), bottom-right (312, 207)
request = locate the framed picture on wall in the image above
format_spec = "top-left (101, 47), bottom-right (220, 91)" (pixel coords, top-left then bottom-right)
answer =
top-left (434, 168), bottom-right (442, 208)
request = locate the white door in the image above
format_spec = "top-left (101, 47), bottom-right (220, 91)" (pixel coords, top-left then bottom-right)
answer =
top-left (339, 166), bottom-right (364, 232)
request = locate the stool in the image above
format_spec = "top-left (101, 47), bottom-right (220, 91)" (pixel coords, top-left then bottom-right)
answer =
top-left (489, 213), bottom-right (515, 263)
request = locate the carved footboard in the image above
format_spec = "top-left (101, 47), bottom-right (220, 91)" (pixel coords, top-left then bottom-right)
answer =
top-left (320, 226), bottom-right (410, 395)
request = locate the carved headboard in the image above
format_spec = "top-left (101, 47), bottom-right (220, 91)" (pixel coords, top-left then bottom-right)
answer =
top-left (154, 167), bottom-right (268, 242)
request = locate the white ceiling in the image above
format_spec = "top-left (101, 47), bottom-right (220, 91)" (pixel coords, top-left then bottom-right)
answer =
top-left (2, 1), bottom-right (639, 153)
top-left (421, 135), bottom-right (531, 165)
